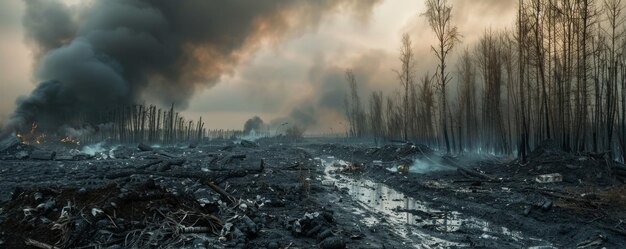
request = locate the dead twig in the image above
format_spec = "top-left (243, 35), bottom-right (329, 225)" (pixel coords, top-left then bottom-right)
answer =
top-left (24, 239), bottom-right (60, 249)
top-left (205, 181), bottom-right (236, 205)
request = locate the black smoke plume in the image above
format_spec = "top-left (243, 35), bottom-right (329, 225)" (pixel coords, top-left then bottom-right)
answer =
top-left (4, 0), bottom-right (380, 135)
top-left (243, 116), bottom-right (265, 135)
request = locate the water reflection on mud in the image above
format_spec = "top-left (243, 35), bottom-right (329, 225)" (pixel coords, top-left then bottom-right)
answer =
top-left (318, 156), bottom-right (552, 248)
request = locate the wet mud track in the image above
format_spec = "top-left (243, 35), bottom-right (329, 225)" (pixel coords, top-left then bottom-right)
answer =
top-left (305, 153), bottom-right (553, 248)
top-left (305, 142), bottom-right (626, 248)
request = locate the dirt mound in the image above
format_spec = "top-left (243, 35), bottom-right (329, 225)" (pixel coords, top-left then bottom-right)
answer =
top-left (520, 140), bottom-right (623, 185)
top-left (0, 181), bottom-right (220, 248)
top-left (528, 139), bottom-right (568, 159)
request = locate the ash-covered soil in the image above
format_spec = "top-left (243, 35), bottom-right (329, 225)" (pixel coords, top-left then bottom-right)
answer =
top-left (0, 136), bottom-right (625, 248)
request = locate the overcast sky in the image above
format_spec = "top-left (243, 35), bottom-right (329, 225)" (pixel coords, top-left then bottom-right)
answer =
top-left (0, 0), bottom-right (516, 132)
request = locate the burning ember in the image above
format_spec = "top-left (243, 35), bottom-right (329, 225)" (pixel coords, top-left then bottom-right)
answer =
top-left (15, 122), bottom-right (46, 145)
top-left (60, 136), bottom-right (80, 145)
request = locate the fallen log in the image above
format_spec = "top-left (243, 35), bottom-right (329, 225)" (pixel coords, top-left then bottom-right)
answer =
top-left (240, 140), bottom-right (259, 148)
top-left (156, 150), bottom-right (178, 158)
top-left (165, 158), bottom-right (186, 166)
top-left (214, 159), bottom-right (264, 183)
top-left (136, 160), bottom-right (164, 170)
top-left (155, 159), bottom-right (187, 172)
top-left (441, 156), bottom-right (494, 180)
top-left (106, 170), bottom-right (212, 180)
top-left (532, 189), bottom-right (600, 208)
top-left (106, 159), bottom-right (263, 183)
top-left (30, 150), bottom-right (56, 160)
top-left (55, 154), bottom-right (74, 161)
top-left (137, 143), bottom-right (153, 151)
top-left (230, 154), bottom-right (247, 159)
top-left (225, 154), bottom-right (247, 164)
top-left (220, 145), bottom-right (235, 151)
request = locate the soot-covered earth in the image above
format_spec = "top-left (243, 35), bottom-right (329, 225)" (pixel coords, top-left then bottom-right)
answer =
top-left (0, 136), bottom-right (625, 248)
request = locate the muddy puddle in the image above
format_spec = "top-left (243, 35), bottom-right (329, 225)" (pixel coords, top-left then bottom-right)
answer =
top-left (316, 156), bottom-right (553, 248)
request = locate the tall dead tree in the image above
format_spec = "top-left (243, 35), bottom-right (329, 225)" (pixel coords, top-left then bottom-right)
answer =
top-left (530, 0), bottom-right (552, 141)
top-left (424, 0), bottom-right (461, 154)
top-left (456, 49), bottom-right (478, 152)
top-left (517, 0), bottom-right (531, 162)
top-left (576, 0), bottom-right (596, 151)
top-left (420, 73), bottom-right (436, 146)
top-left (345, 70), bottom-right (366, 137)
top-left (604, 0), bottom-right (625, 157)
top-left (501, 32), bottom-right (517, 155)
top-left (385, 95), bottom-right (402, 138)
top-left (369, 91), bottom-right (384, 143)
top-left (476, 31), bottom-right (508, 154)
top-left (395, 33), bottom-right (417, 141)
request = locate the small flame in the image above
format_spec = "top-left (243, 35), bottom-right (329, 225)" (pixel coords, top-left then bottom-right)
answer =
top-left (15, 122), bottom-right (46, 145)
top-left (30, 122), bottom-right (37, 134)
top-left (60, 136), bottom-right (80, 145)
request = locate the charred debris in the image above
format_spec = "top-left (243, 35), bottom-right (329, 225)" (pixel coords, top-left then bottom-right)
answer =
top-left (0, 134), bottom-right (625, 249)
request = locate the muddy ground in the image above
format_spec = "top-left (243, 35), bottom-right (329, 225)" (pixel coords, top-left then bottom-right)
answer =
top-left (0, 137), bottom-right (625, 248)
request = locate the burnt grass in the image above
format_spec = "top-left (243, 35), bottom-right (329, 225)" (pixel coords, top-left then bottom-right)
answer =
top-left (0, 137), bottom-right (625, 248)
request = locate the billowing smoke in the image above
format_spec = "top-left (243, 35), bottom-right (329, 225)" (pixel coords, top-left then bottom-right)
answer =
top-left (4, 0), bottom-right (380, 134)
top-left (269, 50), bottom-right (393, 131)
top-left (243, 116), bottom-right (265, 135)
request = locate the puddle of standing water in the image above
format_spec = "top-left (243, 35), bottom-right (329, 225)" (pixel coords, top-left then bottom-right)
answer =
top-left (317, 156), bottom-right (553, 248)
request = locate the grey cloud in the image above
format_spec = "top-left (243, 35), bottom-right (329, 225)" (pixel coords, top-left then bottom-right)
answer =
top-left (270, 50), bottom-right (394, 129)
top-left (22, 0), bottom-right (77, 57)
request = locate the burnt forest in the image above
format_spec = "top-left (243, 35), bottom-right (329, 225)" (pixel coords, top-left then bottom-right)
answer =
top-left (1, 0), bottom-right (626, 248)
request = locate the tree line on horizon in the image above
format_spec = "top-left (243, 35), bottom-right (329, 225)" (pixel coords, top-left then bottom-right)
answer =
top-left (345, 0), bottom-right (626, 163)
